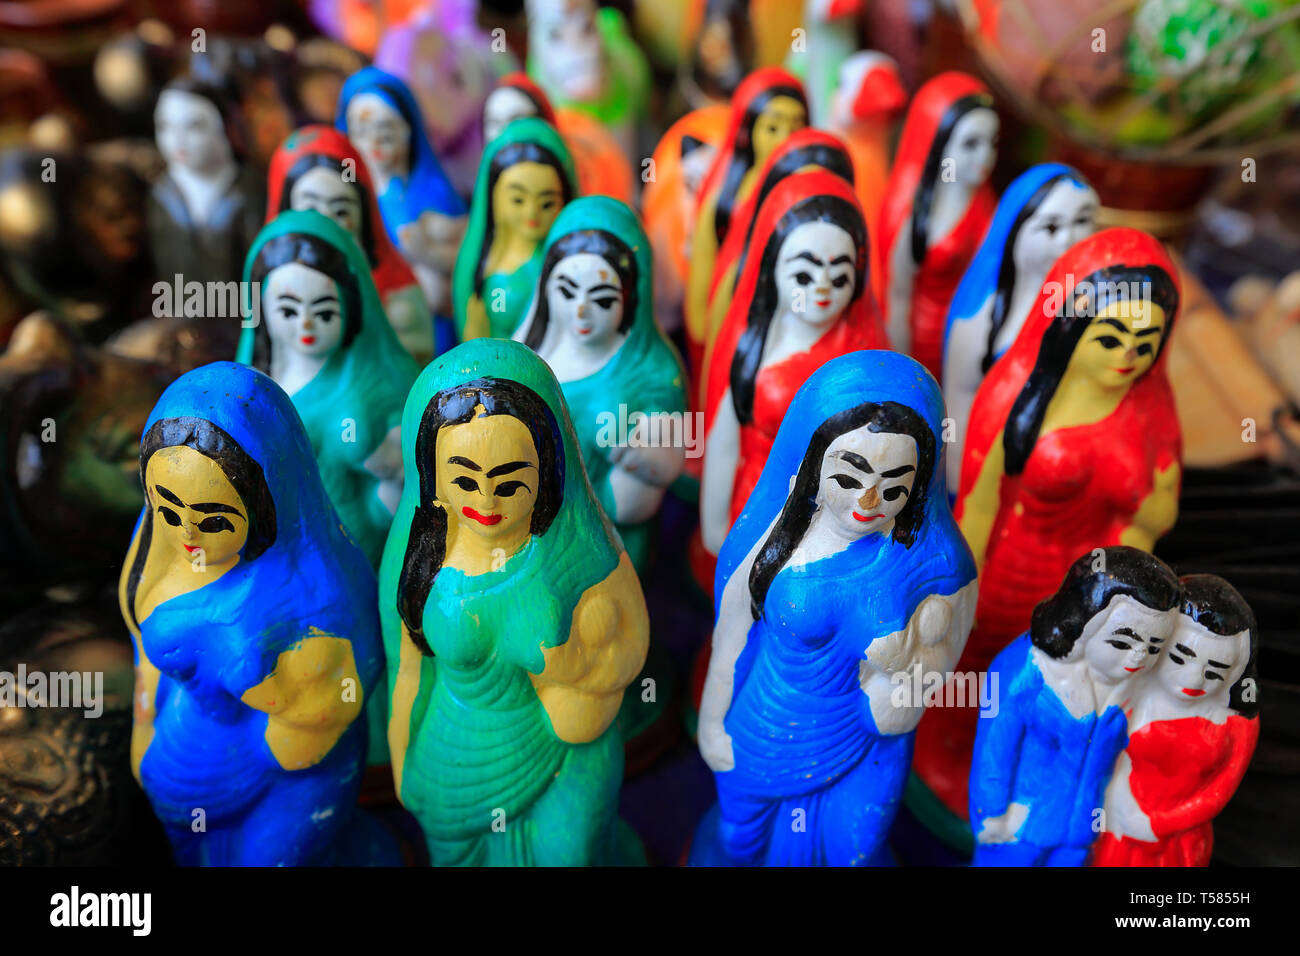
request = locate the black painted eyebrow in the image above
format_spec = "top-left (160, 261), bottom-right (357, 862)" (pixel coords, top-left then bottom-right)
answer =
top-left (829, 255), bottom-right (853, 266)
top-left (1136, 327), bottom-right (1162, 336)
top-left (880, 464), bottom-right (915, 479)
top-left (1174, 643), bottom-right (1197, 658)
top-left (1113, 627), bottom-right (1139, 638)
top-left (1095, 317), bottom-right (1128, 333)
top-left (838, 451), bottom-right (872, 474)
top-left (556, 274), bottom-right (578, 287)
top-left (310, 295), bottom-right (340, 306)
top-left (191, 502), bottom-right (245, 517)
top-left (276, 294), bottom-right (303, 304)
top-left (537, 189), bottom-right (561, 198)
top-left (485, 460), bottom-right (534, 478)
top-left (587, 284), bottom-right (620, 294)
top-left (447, 456), bottom-right (481, 471)
top-left (786, 251), bottom-right (823, 266)
top-left (155, 485), bottom-right (185, 507)
top-left (1207, 659), bottom-right (1230, 669)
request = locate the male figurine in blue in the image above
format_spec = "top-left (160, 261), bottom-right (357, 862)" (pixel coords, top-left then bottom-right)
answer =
top-left (969, 546), bottom-right (1182, 866)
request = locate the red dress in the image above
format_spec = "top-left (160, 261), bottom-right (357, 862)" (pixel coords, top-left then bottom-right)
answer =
top-left (1092, 715), bottom-right (1258, 866)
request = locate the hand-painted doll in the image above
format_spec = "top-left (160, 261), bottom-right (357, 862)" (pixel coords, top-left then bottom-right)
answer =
top-left (678, 0), bottom-right (756, 109)
top-left (237, 209), bottom-right (419, 569)
top-left (691, 350), bottom-right (978, 866)
top-left (699, 170), bottom-right (889, 564)
top-left (265, 124), bottom-right (434, 362)
top-left (877, 71), bottom-right (998, 380)
top-left (1094, 574), bottom-right (1260, 867)
top-left (969, 547), bottom-right (1182, 866)
top-left (912, 228), bottom-right (1183, 820)
top-left (148, 75), bottom-right (264, 291)
top-left (451, 117), bottom-right (579, 341)
top-left (484, 72), bottom-right (635, 205)
top-left (336, 66), bottom-right (468, 358)
top-left (378, 338), bottom-right (650, 866)
top-left (685, 67), bottom-right (808, 376)
top-left (516, 196), bottom-right (688, 572)
top-left (942, 164), bottom-right (1098, 496)
top-left (524, 0), bottom-right (650, 162)
top-left (119, 361), bottom-right (393, 865)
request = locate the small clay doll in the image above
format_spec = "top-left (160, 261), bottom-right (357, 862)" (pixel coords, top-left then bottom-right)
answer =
top-left (969, 546), bottom-right (1182, 866)
top-left (336, 66), bottom-right (468, 357)
top-left (525, 0), bottom-right (650, 162)
top-left (148, 75), bottom-right (264, 291)
top-left (685, 67), bottom-right (808, 375)
top-left (119, 361), bottom-right (393, 865)
top-left (912, 228), bottom-right (1183, 819)
top-left (1094, 574), bottom-right (1260, 867)
top-left (878, 71), bottom-right (998, 380)
top-left (691, 350), bottom-right (977, 866)
top-left (378, 338), bottom-right (650, 866)
top-left (699, 171), bottom-right (888, 564)
top-left (265, 124), bottom-right (434, 362)
top-left (942, 164), bottom-right (1098, 495)
top-left (516, 196), bottom-right (689, 572)
top-left (452, 117), bottom-right (579, 341)
top-left (678, 0), bottom-right (756, 109)
top-left (237, 209), bottom-right (419, 569)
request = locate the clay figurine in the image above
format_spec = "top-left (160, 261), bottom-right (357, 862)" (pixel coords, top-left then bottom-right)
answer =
top-left (452, 117), bottom-right (579, 341)
top-left (692, 349), bottom-right (977, 865)
top-left (969, 546), bottom-right (1183, 866)
top-left (678, 0), bottom-right (755, 109)
top-left (827, 50), bottom-right (907, 244)
top-left (878, 71), bottom-right (998, 380)
top-left (942, 164), bottom-right (1098, 495)
top-left (378, 338), bottom-right (649, 865)
top-left (119, 361), bottom-right (395, 865)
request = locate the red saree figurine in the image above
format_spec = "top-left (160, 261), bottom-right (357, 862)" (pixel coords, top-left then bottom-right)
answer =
top-left (877, 71), bottom-right (997, 381)
top-left (912, 227), bottom-right (1184, 821)
top-left (1093, 573), bottom-right (1260, 867)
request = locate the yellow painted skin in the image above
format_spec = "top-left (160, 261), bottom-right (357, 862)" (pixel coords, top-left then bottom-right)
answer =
top-left (959, 300), bottom-right (1171, 567)
top-left (462, 161), bottom-right (564, 341)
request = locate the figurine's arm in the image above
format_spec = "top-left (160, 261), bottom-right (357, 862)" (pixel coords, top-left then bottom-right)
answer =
top-left (958, 428), bottom-right (1006, 570)
top-left (363, 424), bottom-right (404, 515)
top-left (239, 629), bottom-right (364, 771)
top-left (119, 519), bottom-right (160, 784)
top-left (1146, 716), bottom-right (1259, 838)
top-left (685, 193), bottom-right (721, 348)
top-left (1119, 460), bottom-right (1181, 552)
top-left (462, 293), bottom-right (491, 341)
top-left (530, 552), bottom-right (649, 744)
top-left (885, 221), bottom-right (916, 354)
top-left (607, 416), bottom-right (686, 524)
top-left (969, 660), bottom-right (1030, 842)
top-left (389, 622), bottom-right (431, 803)
top-left (941, 311), bottom-right (991, 493)
top-left (700, 390), bottom-right (741, 554)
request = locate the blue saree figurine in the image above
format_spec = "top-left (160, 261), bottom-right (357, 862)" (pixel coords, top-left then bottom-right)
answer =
top-left (691, 350), bottom-right (978, 866)
top-left (940, 163), bottom-right (1097, 495)
top-left (969, 546), bottom-right (1182, 866)
top-left (119, 362), bottom-right (396, 865)
top-left (337, 66), bottom-right (468, 358)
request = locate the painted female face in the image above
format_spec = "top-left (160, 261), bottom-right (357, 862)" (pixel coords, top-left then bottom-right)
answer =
top-left (434, 407), bottom-right (541, 542)
top-left (775, 220), bottom-right (857, 328)
top-left (264, 262), bottom-right (346, 362)
top-left (1066, 298), bottom-right (1167, 391)
top-left (944, 107), bottom-right (998, 187)
top-left (1080, 594), bottom-right (1178, 684)
top-left (545, 252), bottom-right (625, 350)
top-left (534, 0), bottom-right (604, 101)
top-left (288, 166), bottom-right (364, 243)
top-left (1011, 181), bottom-right (1098, 280)
top-left (492, 161), bottom-right (564, 243)
top-left (751, 95), bottom-right (807, 166)
top-left (1155, 616), bottom-right (1248, 704)
top-left (345, 92), bottom-right (411, 180)
top-left (145, 445), bottom-right (250, 565)
top-left (483, 88), bottom-right (540, 144)
top-left (816, 424), bottom-right (918, 540)
top-left (155, 90), bottom-right (231, 176)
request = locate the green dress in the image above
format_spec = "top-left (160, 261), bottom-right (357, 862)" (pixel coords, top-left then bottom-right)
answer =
top-left (451, 118), bottom-right (579, 341)
top-left (378, 338), bottom-right (643, 865)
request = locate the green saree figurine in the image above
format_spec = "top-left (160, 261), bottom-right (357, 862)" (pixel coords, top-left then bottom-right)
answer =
top-left (516, 196), bottom-right (688, 570)
top-left (451, 118), bottom-right (579, 342)
top-left (379, 338), bottom-right (650, 865)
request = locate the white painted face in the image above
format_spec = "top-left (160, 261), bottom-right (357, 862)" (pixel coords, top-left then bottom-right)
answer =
top-left (531, 0), bottom-right (604, 101)
top-left (264, 262), bottom-right (346, 362)
top-left (945, 107), bottom-right (998, 187)
top-left (288, 166), bottom-right (364, 243)
top-left (345, 92), bottom-right (410, 181)
top-left (1077, 594), bottom-right (1179, 685)
top-left (816, 424), bottom-right (919, 540)
top-left (775, 221), bottom-right (857, 328)
top-left (1155, 616), bottom-right (1250, 706)
top-left (545, 252), bottom-right (625, 350)
top-left (155, 90), bottom-right (231, 175)
top-left (484, 87), bottom-right (540, 143)
top-left (1011, 179), bottom-right (1098, 280)
top-left (681, 142), bottom-right (716, 199)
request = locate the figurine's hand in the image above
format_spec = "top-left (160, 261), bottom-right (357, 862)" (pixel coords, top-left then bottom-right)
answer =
top-left (976, 802), bottom-right (1029, 845)
top-left (413, 211), bottom-right (465, 272)
top-left (698, 719), bottom-right (735, 773)
top-left (609, 427), bottom-right (685, 488)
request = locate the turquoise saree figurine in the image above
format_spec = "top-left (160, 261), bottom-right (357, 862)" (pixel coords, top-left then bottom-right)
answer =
top-left (237, 209), bottom-right (419, 570)
top-left (379, 338), bottom-right (650, 866)
top-left (452, 118), bottom-right (579, 342)
top-left (691, 349), bottom-right (978, 866)
top-left (119, 361), bottom-right (396, 865)
top-left (516, 196), bottom-right (689, 572)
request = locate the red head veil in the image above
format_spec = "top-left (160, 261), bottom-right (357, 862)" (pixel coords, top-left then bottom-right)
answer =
top-left (264, 124), bottom-right (418, 300)
top-left (493, 72), bottom-right (558, 127)
top-left (955, 227), bottom-right (1183, 520)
